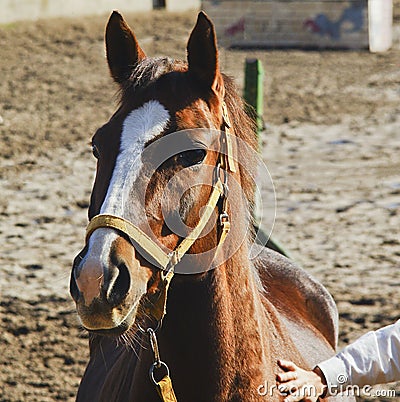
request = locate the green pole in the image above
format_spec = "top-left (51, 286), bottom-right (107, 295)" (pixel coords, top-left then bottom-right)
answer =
top-left (244, 58), bottom-right (264, 135)
top-left (243, 59), bottom-right (291, 259)
top-left (244, 58), bottom-right (265, 227)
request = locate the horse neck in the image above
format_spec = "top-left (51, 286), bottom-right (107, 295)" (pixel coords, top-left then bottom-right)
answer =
top-left (159, 242), bottom-right (275, 401)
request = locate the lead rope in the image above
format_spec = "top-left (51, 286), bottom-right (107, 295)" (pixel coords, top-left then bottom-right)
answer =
top-left (148, 328), bottom-right (178, 402)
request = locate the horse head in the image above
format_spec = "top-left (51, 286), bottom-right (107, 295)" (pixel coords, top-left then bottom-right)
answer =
top-left (70, 11), bottom-right (257, 336)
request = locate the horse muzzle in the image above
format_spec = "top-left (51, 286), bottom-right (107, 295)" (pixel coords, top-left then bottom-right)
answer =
top-left (70, 232), bottom-right (150, 334)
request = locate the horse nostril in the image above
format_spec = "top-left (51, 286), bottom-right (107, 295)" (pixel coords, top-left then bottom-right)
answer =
top-left (70, 270), bottom-right (81, 302)
top-left (70, 247), bottom-right (89, 302)
top-left (70, 255), bottom-right (84, 302)
top-left (107, 263), bottom-right (131, 307)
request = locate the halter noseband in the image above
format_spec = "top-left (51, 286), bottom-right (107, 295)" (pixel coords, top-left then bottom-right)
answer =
top-left (85, 102), bottom-right (235, 322)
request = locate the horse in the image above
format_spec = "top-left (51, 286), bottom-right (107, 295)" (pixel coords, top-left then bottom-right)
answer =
top-left (70, 11), bottom-right (350, 401)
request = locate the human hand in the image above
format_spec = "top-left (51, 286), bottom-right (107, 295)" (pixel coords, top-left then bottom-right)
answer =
top-left (276, 360), bottom-right (327, 402)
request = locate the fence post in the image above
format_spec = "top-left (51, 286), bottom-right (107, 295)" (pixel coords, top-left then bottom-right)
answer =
top-left (244, 58), bottom-right (264, 136)
top-left (244, 58), bottom-right (264, 227)
top-left (243, 58), bottom-right (290, 258)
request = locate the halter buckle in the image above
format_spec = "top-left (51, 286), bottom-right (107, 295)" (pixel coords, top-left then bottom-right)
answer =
top-left (219, 212), bottom-right (229, 226)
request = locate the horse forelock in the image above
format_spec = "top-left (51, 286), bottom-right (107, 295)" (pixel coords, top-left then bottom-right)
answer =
top-left (120, 57), bottom-right (186, 101)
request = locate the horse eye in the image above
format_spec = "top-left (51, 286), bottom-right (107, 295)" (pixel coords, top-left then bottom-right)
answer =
top-left (177, 149), bottom-right (206, 167)
top-left (92, 144), bottom-right (100, 159)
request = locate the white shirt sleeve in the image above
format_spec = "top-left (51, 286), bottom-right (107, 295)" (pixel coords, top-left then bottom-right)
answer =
top-left (317, 320), bottom-right (400, 395)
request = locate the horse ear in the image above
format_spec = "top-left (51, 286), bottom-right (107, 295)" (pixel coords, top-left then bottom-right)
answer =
top-left (187, 12), bottom-right (224, 97)
top-left (105, 11), bottom-right (146, 84)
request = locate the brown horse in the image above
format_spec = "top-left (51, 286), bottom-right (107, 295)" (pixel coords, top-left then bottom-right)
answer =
top-left (70, 11), bottom-right (349, 401)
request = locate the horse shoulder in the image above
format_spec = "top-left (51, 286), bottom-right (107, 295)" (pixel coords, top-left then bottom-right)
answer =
top-left (252, 245), bottom-right (338, 351)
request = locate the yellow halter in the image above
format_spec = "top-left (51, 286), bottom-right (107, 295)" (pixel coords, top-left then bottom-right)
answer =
top-left (86, 175), bottom-right (227, 322)
top-left (84, 103), bottom-right (235, 402)
top-left (85, 102), bottom-right (235, 321)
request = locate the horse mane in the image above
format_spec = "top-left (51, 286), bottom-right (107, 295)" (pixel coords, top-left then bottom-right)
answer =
top-left (119, 57), bottom-right (258, 225)
top-left (222, 73), bottom-right (258, 213)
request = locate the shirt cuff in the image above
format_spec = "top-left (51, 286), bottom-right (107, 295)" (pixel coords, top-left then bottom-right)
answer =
top-left (317, 356), bottom-right (349, 396)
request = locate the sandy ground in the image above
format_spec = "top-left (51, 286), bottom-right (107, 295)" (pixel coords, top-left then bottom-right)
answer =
top-left (0, 6), bottom-right (399, 401)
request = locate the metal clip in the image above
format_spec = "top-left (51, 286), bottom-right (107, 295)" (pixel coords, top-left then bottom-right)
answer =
top-left (148, 327), bottom-right (161, 368)
top-left (147, 328), bottom-right (172, 389)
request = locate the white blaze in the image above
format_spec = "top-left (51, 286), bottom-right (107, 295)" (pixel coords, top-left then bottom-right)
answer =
top-left (86, 100), bottom-right (170, 260)
top-left (101, 100), bottom-right (170, 215)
